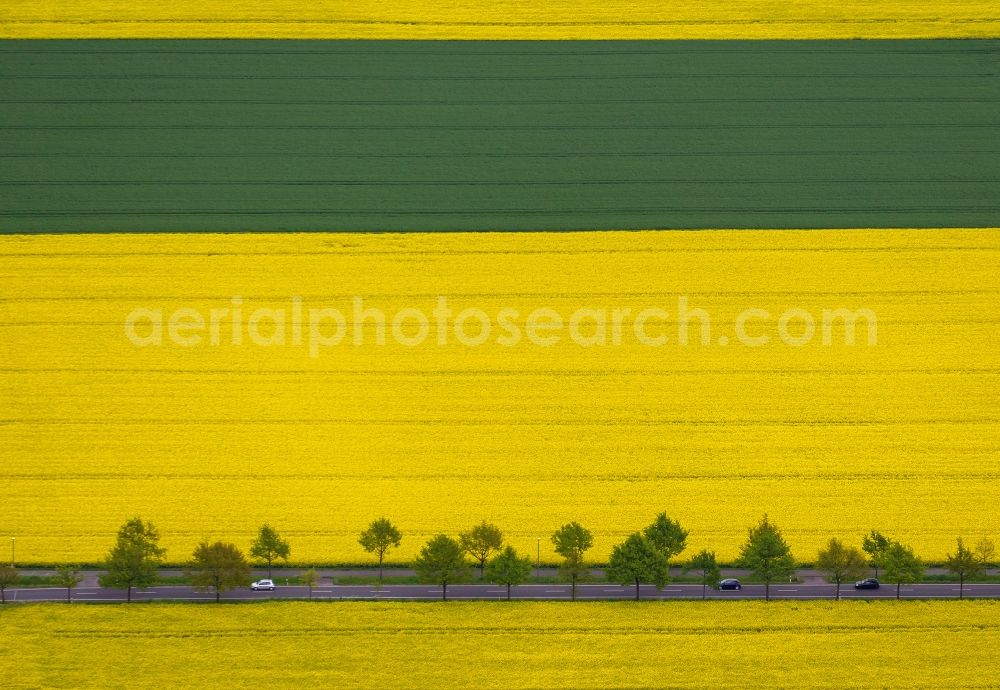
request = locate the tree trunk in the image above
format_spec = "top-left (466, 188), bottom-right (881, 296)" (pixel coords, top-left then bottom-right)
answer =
top-left (127, 585), bottom-right (132, 603)
top-left (507, 583), bottom-right (511, 601)
top-left (378, 552), bottom-right (384, 588)
top-left (959, 575), bottom-right (964, 600)
top-left (635, 577), bottom-right (640, 601)
top-left (442, 583), bottom-right (447, 601)
top-left (268, 557), bottom-right (272, 579)
top-left (67, 587), bottom-right (72, 603)
top-left (216, 588), bottom-right (221, 603)
top-left (1, 586), bottom-right (5, 604)
top-left (835, 580), bottom-right (840, 601)
top-left (765, 581), bottom-right (770, 602)
top-left (571, 574), bottom-right (576, 601)
top-left (702, 574), bottom-right (707, 600)
top-left (896, 583), bottom-right (901, 599)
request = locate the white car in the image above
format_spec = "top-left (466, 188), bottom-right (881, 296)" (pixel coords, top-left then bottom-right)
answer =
top-left (251, 579), bottom-right (276, 591)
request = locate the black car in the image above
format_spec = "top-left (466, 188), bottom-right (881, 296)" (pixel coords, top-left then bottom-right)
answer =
top-left (854, 578), bottom-right (880, 590)
top-left (719, 578), bottom-right (742, 591)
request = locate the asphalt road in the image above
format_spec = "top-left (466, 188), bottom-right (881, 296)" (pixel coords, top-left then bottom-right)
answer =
top-left (7, 582), bottom-right (1000, 603)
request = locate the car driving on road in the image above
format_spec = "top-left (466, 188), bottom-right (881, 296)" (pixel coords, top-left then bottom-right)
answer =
top-left (855, 578), bottom-right (880, 590)
top-left (251, 579), bottom-right (276, 591)
top-left (719, 578), bottom-right (742, 591)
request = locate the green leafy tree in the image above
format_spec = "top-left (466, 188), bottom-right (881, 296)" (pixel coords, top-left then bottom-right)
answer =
top-left (459, 521), bottom-right (504, 579)
top-left (816, 538), bottom-right (868, 600)
top-left (54, 565), bottom-right (85, 603)
top-left (737, 514), bottom-right (795, 601)
top-left (485, 545), bottom-right (533, 600)
top-left (882, 540), bottom-right (923, 599)
top-left (551, 522), bottom-right (593, 601)
top-left (607, 533), bottom-right (668, 600)
top-left (99, 517), bottom-right (166, 602)
top-left (0, 565), bottom-right (18, 604)
top-left (685, 549), bottom-right (721, 600)
top-left (862, 530), bottom-right (890, 578)
top-left (414, 535), bottom-right (468, 600)
top-left (358, 518), bottom-right (403, 588)
top-left (249, 523), bottom-right (290, 579)
top-left (643, 513), bottom-right (688, 576)
top-left (974, 538), bottom-right (996, 570)
top-left (189, 540), bottom-right (252, 602)
top-left (301, 567), bottom-right (319, 599)
top-left (945, 537), bottom-right (983, 599)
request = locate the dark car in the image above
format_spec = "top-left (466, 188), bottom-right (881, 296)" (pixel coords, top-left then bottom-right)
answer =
top-left (719, 578), bottom-right (742, 591)
top-left (854, 578), bottom-right (880, 590)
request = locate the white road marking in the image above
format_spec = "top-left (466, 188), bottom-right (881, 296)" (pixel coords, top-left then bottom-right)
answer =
top-left (340, 592), bottom-right (456, 601)
top-left (10, 587), bottom-right (66, 591)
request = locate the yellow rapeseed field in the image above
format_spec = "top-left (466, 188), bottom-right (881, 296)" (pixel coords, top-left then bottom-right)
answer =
top-left (1, 601), bottom-right (999, 688)
top-left (1, 1), bottom-right (998, 39)
top-left (1, 229), bottom-right (997, 565)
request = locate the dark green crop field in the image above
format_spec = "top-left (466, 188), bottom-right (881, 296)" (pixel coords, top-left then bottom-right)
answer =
top-left (1, 40), bottom-right (997, 232)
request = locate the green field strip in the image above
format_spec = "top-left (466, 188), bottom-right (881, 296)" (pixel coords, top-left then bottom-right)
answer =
top-left (0, 40), bottom-right (997, 232)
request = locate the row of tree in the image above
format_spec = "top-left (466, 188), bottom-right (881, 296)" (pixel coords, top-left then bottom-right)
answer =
top-left (0, 514), bottom-right (995, 603)
top-left (387, 514), bottom-right (995, 601)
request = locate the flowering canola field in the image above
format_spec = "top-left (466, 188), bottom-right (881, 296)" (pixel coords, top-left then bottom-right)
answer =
top-left (1, 229), bottom-right (997, 564)
top-left (2, 0), bottom-right (998, 39)
top-left (2, 601), bottom-right (999, 688)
